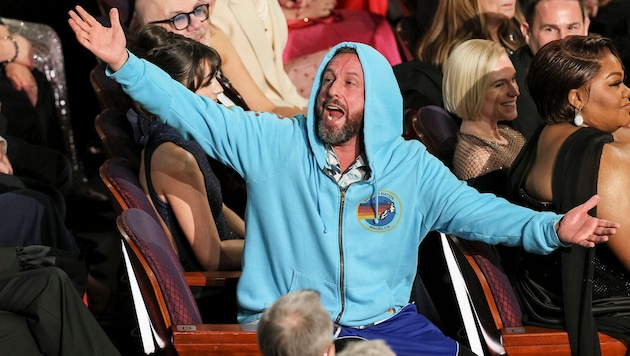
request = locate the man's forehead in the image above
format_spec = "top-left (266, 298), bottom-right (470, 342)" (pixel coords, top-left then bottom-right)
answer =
top-left (136, 0), bottom-right (199, 21)
top-left (325, 53), bottom-right (364, 75)
top-left (536, 0), bottom-right (582, 17)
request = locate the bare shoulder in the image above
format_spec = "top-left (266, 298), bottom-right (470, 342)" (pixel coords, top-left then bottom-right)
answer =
top-left (151, 142), bottom-right (198, 175)
top-left (602, 140), bottom-right (630, 161)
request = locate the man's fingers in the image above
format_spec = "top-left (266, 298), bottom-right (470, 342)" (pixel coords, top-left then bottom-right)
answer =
top-left (581, 194), bottom-right (600, 211)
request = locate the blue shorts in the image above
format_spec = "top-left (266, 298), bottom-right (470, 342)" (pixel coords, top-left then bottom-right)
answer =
top-left (336, 304), bottom-right (463, 356)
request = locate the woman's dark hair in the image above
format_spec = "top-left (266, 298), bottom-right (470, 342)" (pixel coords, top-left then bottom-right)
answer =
top-left (130, 24), bottom-right (222, 92)
top-left (526, 35), bottom-right (621, 124)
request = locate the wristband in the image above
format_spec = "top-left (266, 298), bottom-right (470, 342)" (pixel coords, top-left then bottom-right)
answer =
top-left (2, 35), bottom-right (18, 64)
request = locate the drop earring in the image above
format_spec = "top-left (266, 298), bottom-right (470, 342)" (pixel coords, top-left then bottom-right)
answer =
top-left (573, 107), bottom-right (584, 126)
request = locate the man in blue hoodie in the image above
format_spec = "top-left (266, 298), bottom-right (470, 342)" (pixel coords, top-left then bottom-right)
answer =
top-left (69, 7), bottom-right (620, 356)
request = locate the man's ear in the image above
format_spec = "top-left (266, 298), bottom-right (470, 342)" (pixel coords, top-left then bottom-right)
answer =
top-left (520, 22), bottom-right (531, 44)
top-left (584, 16), bottom-right (591, 34)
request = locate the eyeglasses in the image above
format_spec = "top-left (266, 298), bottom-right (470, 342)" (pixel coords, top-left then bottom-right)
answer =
top-left (149, 4), bottom-right (210, 31)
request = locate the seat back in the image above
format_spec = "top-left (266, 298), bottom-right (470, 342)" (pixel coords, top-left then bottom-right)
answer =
top-left (412, 105), bottom-right (459, 168)
top-left (99, 157), bottom-right (157, 221)
top-left (419, 232), bottom-right (506, 356)
top-left (422, 233), bottom-right (628, 356)
top-left (117, 208), bottom-right (202, 355)
top-left (94, 108), bottom-right (140, 168)
top-left (118, 208), bottom-right (260, 356)
top-left (90, 62), bottom-right (133, 111)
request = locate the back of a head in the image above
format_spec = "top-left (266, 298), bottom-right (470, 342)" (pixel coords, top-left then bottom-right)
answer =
top-left (130, 25), bottom-right (221, 91)
top-left (526, 35), bottom-right (620, 124)
top-left (257, 290), bottom-right (333, 356)
top-left (443, 39), bottom-right (506, 121)
top-left (336, 339), bottom-right (396, 356)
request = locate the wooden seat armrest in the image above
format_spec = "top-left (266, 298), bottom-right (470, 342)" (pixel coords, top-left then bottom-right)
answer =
top-left (173, 324), bottom-right (260, 355)
top-left (184, 271), bottom-right (241, 287)
top-left (502, 326), bottom-right (628, 355)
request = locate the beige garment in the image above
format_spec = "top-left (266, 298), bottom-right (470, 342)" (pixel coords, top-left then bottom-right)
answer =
top-left (211, 0), bottom-right (308, 108)
top-left (453, 125), bottom-right (525, 180)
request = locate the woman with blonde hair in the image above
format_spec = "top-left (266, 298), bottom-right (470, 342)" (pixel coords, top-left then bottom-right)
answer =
top-left (443, 39), bottom-right (523, 187)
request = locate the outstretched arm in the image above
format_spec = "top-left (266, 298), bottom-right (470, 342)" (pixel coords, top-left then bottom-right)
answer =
top-left (68, 6), bottom-right (128, 72)
top-left (556, 195), bottom-right (619, 248)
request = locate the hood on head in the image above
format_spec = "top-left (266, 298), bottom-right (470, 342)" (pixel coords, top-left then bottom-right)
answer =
top-left (306, 42), bottom-right (403, 175)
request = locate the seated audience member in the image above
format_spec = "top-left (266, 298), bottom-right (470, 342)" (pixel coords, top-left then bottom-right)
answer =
top-left (131, 0), bottom-right (305, 117)
top-left (509, 0), bottom-right (590, 139)
top-left (129, 25), bottom-right (244, 272)
top-left (207, 0), bottom-right (309, 107)
top-left (70, 7), bottom-right (620, 355)
top-left (0, 18), bottom-right (65, 153)
top-left (0, 266), bottom-right (119, 356)
top-left (396, 0), bottom-right (525, 114)
top-left (417, 0), bottom-right (524, 70)
top-left (443, 39), bottom-right (524, 193)
top-left (0, 111), bottom-right (73, 215)
top-left (257, 290), bottom-right (335, 356)
top-left (0, 189), bottom-right (79, 252)
top-left (507, 35), bottom-right (630, 352)
top-left (277, 0), bottom-right (403, 98)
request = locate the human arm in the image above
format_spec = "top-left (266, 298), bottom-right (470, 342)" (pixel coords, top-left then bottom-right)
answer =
top-left (0, 25), bottom-right (38, 105)
top-left (223, 204), bottom-right (246, 238)
top-left (419, 150), bottom-right (617, 252)
top-left (278, 0), bottom-right (337, 20)
top-left (146, 143), bottom-right (242, 271)
top-left (3, 62), bottom-right (38, 105)
top-left (0, 25), bottom-right (34, 69)
top-left (209, 26), bottom-right (305, 117)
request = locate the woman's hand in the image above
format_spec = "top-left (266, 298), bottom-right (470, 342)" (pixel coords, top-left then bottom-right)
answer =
top-left (68, 6), bottom-right (128, 72)
top-left (556, 195), bottom-right (619, 248)
top-left (4, 63), bottom-right (38, 105)
top-left (12, 35), bottom-right (34, 70)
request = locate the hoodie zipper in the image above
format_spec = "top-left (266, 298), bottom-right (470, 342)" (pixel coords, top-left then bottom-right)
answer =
top-left (334, 188), bottom-right (347, 323)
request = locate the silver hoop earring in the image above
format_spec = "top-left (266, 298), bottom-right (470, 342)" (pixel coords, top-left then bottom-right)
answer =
top-left (573, 108), bottom-right (584, 126)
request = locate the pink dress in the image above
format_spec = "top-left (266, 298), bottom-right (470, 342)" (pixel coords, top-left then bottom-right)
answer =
top-left (283, 9), bottom-right (402, 98)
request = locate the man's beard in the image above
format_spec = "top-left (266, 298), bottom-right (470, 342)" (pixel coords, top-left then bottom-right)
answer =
top-left (315, 106), bottom-right (364, 145)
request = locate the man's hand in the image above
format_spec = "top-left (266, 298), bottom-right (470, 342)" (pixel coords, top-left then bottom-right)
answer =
top-left (68, 6), bottom-right (128, 72)
top-left (556, 195), bottom-right (619, 248)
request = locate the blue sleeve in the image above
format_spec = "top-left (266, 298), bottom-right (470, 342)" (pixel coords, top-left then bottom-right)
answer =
top-left (417, 150), bottom-right (565, 254)
top-left (107, 52), bottom-right (300, 179)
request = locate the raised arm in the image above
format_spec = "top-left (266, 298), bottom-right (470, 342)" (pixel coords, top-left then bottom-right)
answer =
top-left (68, 6), bottom-right (128, 72)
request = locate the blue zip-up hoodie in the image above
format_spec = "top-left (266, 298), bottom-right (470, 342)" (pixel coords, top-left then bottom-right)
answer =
top-left (109, 42), bottom-right (564, 327)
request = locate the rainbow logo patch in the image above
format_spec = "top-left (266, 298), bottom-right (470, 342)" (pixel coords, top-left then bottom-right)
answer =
top-left (357, 190), bottom-right (401, 232)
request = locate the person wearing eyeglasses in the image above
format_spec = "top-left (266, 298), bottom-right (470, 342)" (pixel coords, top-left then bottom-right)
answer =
top-left (131, 0), bottom-right (306, 118)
